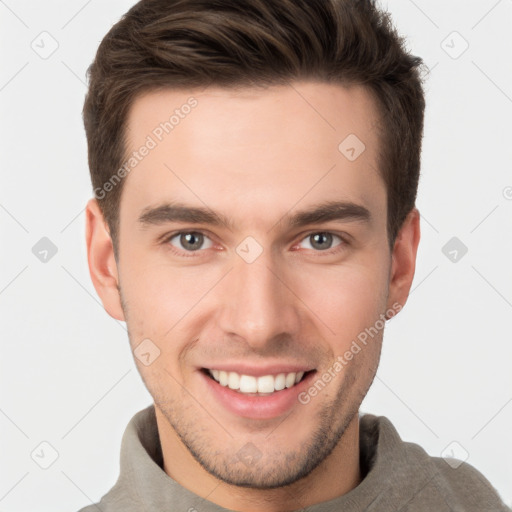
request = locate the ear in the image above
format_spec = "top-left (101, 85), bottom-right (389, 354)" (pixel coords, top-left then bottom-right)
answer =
top-left (386, 207), bottom-right (421, 314)
top-left (85, 198), bottom-right (125, 321)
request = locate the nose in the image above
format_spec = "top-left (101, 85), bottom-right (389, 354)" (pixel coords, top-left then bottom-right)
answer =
top-left (216, 248), bottom-right (301, 351)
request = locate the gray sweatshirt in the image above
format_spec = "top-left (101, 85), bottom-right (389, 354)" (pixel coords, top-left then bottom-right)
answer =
top-left (77, 405), bottom-right (510, 511)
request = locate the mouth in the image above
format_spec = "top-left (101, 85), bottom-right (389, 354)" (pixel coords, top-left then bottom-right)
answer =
top-left (201, 368), bottom-right (315, 396)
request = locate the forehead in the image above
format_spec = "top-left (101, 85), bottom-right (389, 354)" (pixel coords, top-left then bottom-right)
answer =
top-left (121, 82), bottom-right (385, 229)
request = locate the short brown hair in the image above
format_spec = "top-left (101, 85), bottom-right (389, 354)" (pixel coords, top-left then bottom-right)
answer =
top-left (83, 0), bottom-right (425, 255)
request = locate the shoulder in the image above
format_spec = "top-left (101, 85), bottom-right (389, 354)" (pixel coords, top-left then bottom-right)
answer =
top-left (429, 456), bottom-right (511, 511)
top-left (359, 413), bottom-right (510, 511)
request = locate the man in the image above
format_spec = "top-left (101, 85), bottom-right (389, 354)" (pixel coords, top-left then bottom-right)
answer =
top-left (80, 0), bottom-right (510, 510)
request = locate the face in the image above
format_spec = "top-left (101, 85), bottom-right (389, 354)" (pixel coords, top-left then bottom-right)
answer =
top-left (87, 81), bottom-right (418, 491)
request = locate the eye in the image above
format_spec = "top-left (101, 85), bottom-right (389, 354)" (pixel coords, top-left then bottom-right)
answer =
top-left (167, 231), bottom-right (213, 252)
top-left (297, 232), bottom-right (344, 252)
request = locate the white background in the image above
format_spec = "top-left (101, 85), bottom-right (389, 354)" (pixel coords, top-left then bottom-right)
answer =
top-left (1, 0), bottom-right (511, 510)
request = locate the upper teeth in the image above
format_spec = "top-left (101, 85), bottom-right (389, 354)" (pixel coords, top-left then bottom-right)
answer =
top-left (209, 369), bottom-right (305, 394)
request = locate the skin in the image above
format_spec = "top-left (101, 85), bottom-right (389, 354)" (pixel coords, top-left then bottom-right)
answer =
top-left (86, 81), bottom-right (420, 512)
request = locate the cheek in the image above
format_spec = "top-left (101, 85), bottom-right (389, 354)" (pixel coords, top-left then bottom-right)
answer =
top-left (121, 246), bottom-right (180, 308)
top-left (119, 259), bottom-right (199, 388)
top-left (295, 261), bottom-right (389, 344)
top-left (119, 250), bottom-right (222, 344)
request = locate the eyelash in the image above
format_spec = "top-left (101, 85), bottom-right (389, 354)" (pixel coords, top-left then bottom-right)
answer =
top-left (161, 230), bottom-right (349, 258)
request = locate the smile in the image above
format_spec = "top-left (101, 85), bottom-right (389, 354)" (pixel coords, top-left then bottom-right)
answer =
top-left (203, 368), bottom-right (313, 395)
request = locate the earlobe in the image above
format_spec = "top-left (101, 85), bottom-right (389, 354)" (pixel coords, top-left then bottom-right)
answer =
top-left (85, 198), bottom-right (125, 321)
top-left (386, 208), bottom-right (421, 313)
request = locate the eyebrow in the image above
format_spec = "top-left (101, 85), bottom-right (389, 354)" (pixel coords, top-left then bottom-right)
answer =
top-left (137, 200), bottom-right (371, 231)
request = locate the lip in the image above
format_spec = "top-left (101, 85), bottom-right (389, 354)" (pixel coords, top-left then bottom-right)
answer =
top-left (199, 368), bottom-right (317, 420)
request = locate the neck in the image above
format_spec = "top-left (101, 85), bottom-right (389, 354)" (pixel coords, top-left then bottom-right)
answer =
top-left (155, 407), bottom-right (361, 512)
